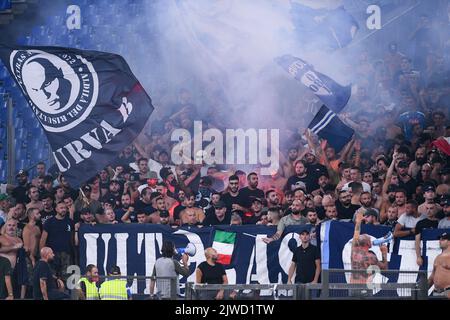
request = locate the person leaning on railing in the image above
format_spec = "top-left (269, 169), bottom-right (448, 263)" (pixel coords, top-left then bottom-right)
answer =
top-left (77, 264), bottom-right (100, 300)
top-left (99, 266), bottom-right (130, 300)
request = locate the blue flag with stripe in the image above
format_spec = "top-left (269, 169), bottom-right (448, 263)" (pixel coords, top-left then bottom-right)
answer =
top-left (308, 105), bottom-right (354, 152)
top-left (275, 54), bottom-right (351, 113)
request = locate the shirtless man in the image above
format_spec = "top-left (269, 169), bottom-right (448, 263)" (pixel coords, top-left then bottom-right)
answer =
top-left (350, 211), bottom-right (388, 297)
top-left (26, 186), bottom-right (43, 212)
top-left (0, 218), bottom-right (23, 269)
top-left (179, 194), bottom-right (205, 225)
top-left (22, 208), bottom-right (42, 267)
top-left (429, 232), bottom-right (450, 299)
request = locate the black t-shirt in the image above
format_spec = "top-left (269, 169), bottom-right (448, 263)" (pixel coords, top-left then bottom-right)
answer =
top-left (306, 163), bottom-right (328, 180)
top-left (292, 244), bottom-right (320, 284)
top-left (33, 260), bottom-right (57, 299)
top-left (0, 256), bottom-right (12, 299)
top-left (197, 261), bottom-right (226, 284)
top-left (40, 209), bottom-right (56, 226)
top-left (398, 176), bottom-right (418, 199)
top-left (315, 206), bottom-right (326, 220)
top-left (415, 218), bottom-right (438, 235)
top-left (134, 200), bottom-right (157, 215)
top-left (335, 201), bottom-right (361, 220)
top-left (43, 216), bottom-right (74, 254)
top-left (239, 187), bottom-right (265, 208)
top-left (114, 208), bottom-right (135, 223)
top-left (221, 192), bottom-right (248, 216)
top-left (12, 183), bottom-right (31, 204)
top-left (285, 174), bottom-right (318, 194)
top-left (202, 212), bottom-right (232, 226)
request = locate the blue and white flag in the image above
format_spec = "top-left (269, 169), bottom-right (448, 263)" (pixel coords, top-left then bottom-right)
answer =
top-left (308, 105), bottom-right (354, 152)
top-left (275, 54), bottom-right (351, 113)
top-left (290, 3), bottom-right (359, 50)
top-left (0, 45), bottom-right (154, 186)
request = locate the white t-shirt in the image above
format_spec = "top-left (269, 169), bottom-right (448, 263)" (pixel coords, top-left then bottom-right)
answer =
top-left (397, 213), bottom-right (426, 229)
top-left (438, 218), bottom-right (450, 229)
top-left (342, 181), bottom-right (371, 193)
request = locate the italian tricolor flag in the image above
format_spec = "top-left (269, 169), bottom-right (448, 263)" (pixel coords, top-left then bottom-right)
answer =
top-left (212, 230), bottom-right (236, 265)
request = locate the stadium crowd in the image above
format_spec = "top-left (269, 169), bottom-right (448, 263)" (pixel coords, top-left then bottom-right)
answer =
top-left (0, 12), bottom-right (450, 300)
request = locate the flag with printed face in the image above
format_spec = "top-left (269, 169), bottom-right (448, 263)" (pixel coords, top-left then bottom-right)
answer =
top-left (0, 45), bottom-right (153, 187)
top-left (308, 105), bottom-right (354, 152)
top-left (275, 54), bottom-right (351, 113)
top-left (212, 230), bottom-right (236, 265)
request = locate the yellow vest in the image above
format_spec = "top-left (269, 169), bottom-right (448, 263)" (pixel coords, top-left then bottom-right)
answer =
top-left (99, 279), bottom-right (128, 300)
top-left (78, 277), bottom-right (99, 300)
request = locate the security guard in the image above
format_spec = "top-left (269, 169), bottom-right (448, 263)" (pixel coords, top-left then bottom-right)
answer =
top-left (78, 264), bottom-right (100, 300)
top-left (99, 266), bottom-right (130, 300)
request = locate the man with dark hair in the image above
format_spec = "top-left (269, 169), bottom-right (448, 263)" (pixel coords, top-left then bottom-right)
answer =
top-left (12, 170), bottom-right (31, 204)
top-left (285, 160), bottom-right (318, 194)
top-left (150, 241), bottom-right (190, 299)
top-left (77, 264), bottom-right (99, 300)
top-left (394, 188), bottom-right (408, 216)
top-left (239, 172), bottom-right (265, 208)
top-left (138, 158), bottom-right (158, 182)
top-left (335, 190), bottom-right (361, 220)
top-left (39, 192), bottom-right (55, 227)
top-left (202, 201), bottom-right (231, 226)
top-left (134, 187), bottom-right (156, 216)
top-left (179, 193), bottom-right (205, 225)
top-left (26, 186), bottom-right (43, 212)
top-left (265, 189), bottom-right (281, 209)
top-left (221, 175), bottom-right (248, 217)
top-left (396, 160), bottom-right (417, 199)
top-left (243, 197), bottom-right (264, 225)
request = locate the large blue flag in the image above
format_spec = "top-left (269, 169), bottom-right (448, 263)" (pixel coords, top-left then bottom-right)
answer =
top-left (308, 105), bottom-right (354, 152)
top-left (275, 54), bottom-right (351, 113)
top-left (290, 4), bottom-right (359, 51)
top-left (0, 0), bottom-right (11, 10)
top-left (0, 45), bottom-right (154, 186)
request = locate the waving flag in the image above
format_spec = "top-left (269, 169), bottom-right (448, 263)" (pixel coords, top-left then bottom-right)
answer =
top-left (0, 45), bottom-right (153, 186)
top-left (276, 54), bottom-right (351, 113)
top-left (308, 105), bottom-right (354, 152)
top-left (290, 3), bottom-right (359, 50)
top-left (212, 230), bottom-right (236, 265)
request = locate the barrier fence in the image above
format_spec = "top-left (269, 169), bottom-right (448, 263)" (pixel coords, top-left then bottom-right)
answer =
top-left (67, 269), bottom-right (440, 300)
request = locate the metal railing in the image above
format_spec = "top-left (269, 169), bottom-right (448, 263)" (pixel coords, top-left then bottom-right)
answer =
top-left (67, 269), bottom-right (435, 300)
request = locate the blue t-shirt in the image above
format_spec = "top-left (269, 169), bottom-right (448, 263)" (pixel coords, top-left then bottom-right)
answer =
top-left (43, 216), bottom-right (74, 254)
top-left (397, 111), bottom-right (425, 140)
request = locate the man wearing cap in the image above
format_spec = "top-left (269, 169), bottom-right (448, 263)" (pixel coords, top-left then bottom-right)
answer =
top-left (428, 233), bottom-right (450, 299)
top-left (438, 198), bottom-right (450, 229)
top-left (418, 185), bottom-right (441, 216)
top-left (287, 229), bottom-right (321, 285)
top-left (12, 170), bottom-right (31, 204)
top-left (202, 201), bottom-right (231, 226)
top-left (99, 266), bottom-right (130, 300)
top-left (243, 197), bottom-right (264, 225)
top-left (157, 210), bottom-right (172, 226)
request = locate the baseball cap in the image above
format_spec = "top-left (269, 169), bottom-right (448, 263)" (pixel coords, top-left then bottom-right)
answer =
top-left (104, 197), bottom-right (116, 206)
top-left (148, 171), bottom-right (158, 180)
top-left (292, 181), bottom-right (306, 191)
top-left (109, 266), bottom-right (121, 275)
top-left (80, 207), bottom-right (92, 215)
top-left (251, 197), bottom-right (263, 204)
top-left (364, 208), bottom-right (379, 218)
top-left (438, 232), bottom-right (450, 240)
top-left (16, 169), bottom-right (29, 177)
top-left (82, 184), bottom-right (92, 192)
top-left (110, 178), bottom-right (120, 184)
top-left (299, 229), bottom-right (310, 235)
top-left (442, 197), bottom-right (450, 207)
top-left (397, 160), bottom-right (409, 168)
top-left (423, 185), bottom-right (435, 193)
top-left (159, 210), bottom-right (169, 218)
top-left (39, 192), bottom-right (54, 201)
top-left (214, 200), bottom-right (226, 209)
